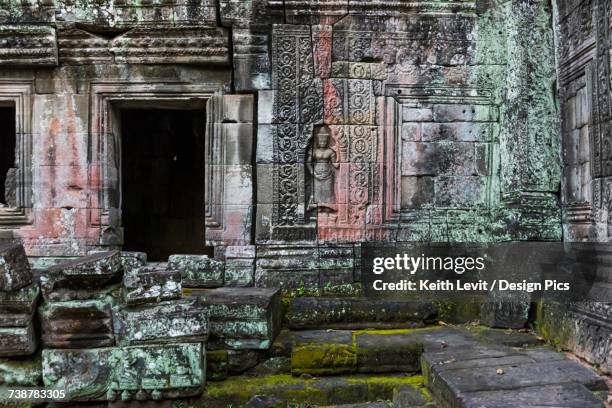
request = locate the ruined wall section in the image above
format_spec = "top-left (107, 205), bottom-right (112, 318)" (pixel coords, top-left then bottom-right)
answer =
top-left (0, 0), bottom-right (259, 257)
top-left (253, 0), bottom-right (562, 289)
top-left (534, 0), bottom-right (612, 375)
top-left (0, 0), bottom-right (563, 291)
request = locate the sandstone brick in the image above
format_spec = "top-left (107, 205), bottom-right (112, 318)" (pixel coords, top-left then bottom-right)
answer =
top-left (42, 343), bottom-right (205, 401)
top-left (0, 242), bottom-right (33, 292)
top-left (401, 176), bottom-right (434, 208)
top-left (40, 298), bottom-right (115, 348)
top-left (0, 283), bottom-right (39, 327)
top-left (188, 287), bottom-right (281, 350)
top-left (123, 266), bottom-right (182, 305)
top-left (167, 254), bottom-right (224, 288)
top-left (40, 251), bottom-right (122, 301)
top-left (432, 104), bottom-right (497, 122)
top-left (402, 107), bottom-right (433, 122)
top-left (113, 299), bottom-right (208, 346)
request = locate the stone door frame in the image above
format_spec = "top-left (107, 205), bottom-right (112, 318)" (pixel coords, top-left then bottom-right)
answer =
top-left (0, 80), bottom-right (34, 226)
top-left (89, 81), bottom-right (227, 246)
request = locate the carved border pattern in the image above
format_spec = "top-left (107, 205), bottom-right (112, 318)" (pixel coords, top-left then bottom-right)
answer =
top-left (0, 81), bottom-right (34, 226)
top-left (271, 25), bottom-right (322, 227)
top-left (595, 0), bottom-right (612, 176)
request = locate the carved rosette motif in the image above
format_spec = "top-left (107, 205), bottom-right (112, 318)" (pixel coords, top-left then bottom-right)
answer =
top-left (595, 0), bottom-right (612, 176)
top-left (271, 25), bottom-right (323, 227)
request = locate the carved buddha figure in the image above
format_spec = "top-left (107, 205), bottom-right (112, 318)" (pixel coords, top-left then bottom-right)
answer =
top-left (307, 125), bottom-right (339, 212)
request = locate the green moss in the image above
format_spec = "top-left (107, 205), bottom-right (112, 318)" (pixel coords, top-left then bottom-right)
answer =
top-left (291, 343), bottom-right (356, 375)
top-left (202, 374), bottom-right (426, 406)
top-left (433, 299), bottom-right (483, 324)
top-left (534, 301), bottom-right (572, 350)
top-left (351, 326), bottom-right (441, 337)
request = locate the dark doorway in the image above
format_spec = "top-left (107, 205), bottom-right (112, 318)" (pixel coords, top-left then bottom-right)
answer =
top-left (120, 109), bottom-right (207, 261)
top-left (0, 106), bottom-right (16, 205)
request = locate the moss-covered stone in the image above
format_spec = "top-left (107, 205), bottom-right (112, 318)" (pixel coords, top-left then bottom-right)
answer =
top-left (197, 374), bottom-right (427, 407)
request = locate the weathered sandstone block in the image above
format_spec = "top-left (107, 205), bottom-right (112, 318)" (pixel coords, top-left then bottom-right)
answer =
top-left (120, 251), bottom-right (147, 274)
top-left (123, 266), bottom-right (182, 305)
top-left (113, 299), bottom-right (208, 346)
top-left (0, 321), bottom-right (37, 356)
top-left (167, 255), bottom-right (224, 288)
top-left (42, 343), bottom-right (205, 401)
top-left (0, 242), bottom-right (33, 292)
top-left (189, 287), bottom-right (281, 349)
top-left (40, 251), bottom-right (122, 301)
top-left (287, 297), bottom-right (437, 329)
top-left (0, 283), bottom-right (39, 327)
top-left (40, 298), bottom-right (115, 348)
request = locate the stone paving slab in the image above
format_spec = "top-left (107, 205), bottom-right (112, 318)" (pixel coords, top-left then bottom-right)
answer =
top-left (287, 297), bottom-right (437, 329)
top-left (284, 328), bottom-right (440, 375)
top-left (422, 332), bottom-right (607, 408)
top-left (461, 383), bottom-right (603, 408)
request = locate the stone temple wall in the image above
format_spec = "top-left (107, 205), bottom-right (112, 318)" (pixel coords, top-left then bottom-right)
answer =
top-left (0, 0), bottom-right (562, 273)
top-left (535, 0), bottom-right (612, 375)
top-left (0, 0), bottom-right (610, 379)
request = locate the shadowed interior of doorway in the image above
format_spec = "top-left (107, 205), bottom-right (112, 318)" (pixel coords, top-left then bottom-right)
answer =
top-left (120, 108), bottom-right (212, 261)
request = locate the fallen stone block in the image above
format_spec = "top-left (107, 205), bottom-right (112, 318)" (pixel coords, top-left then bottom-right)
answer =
top-left (0, 242), bottom-right (33, 291)
top-left (41, 251), bottom-right (122, 301)
top-left (42, 343), bottom-right (205, 402)
top-left (40, 298), bottom-right (115, 348)
top-left (120, 251), bottom-right (147, 274)
top-left (0, 283), bottom-right (39, 326)
top-left (287, 297), bottom-right (437, 329)
top-left (113, 299), bottom-right (208, 346)
top-left (190, 287), bottom-right (281, 350)
top-left (123, 266), bottom-right (182, 305)
top-left (167, 254), bottom-right (224, 287)
top-left (0, 321), bottom-right (37, 356)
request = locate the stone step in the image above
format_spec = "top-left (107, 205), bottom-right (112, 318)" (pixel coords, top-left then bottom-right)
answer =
top-left (196, 374), bottom-right (430, 407)
top-left (272, 326), bottom-right (545, 375)
top-left (286, 328), bottom-right (436, 376)
top-left (286, 297), bottom-right (437, 329)
top-left (422, 340), bottom-right (607, 408)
